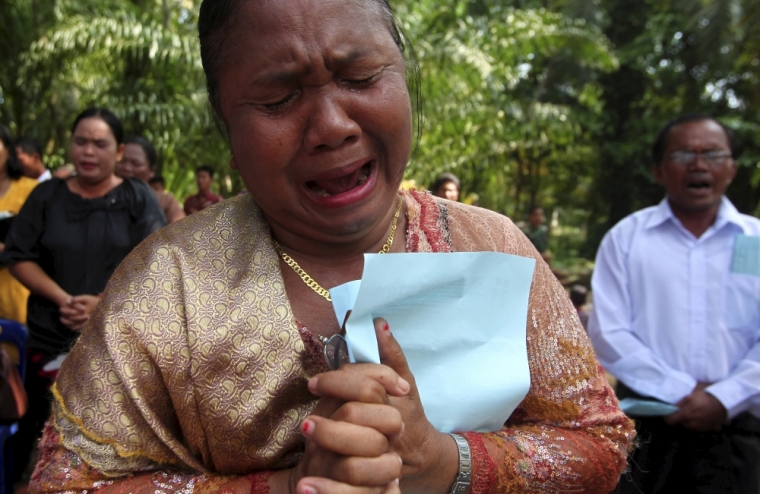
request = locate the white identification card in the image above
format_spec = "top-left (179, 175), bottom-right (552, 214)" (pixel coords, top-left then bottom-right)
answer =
top-left (731, 234), bottom-right (760, 277)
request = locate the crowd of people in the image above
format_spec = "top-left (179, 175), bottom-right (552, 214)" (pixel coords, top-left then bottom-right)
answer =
top-left (0, 110), bottom-right (226, 492)
top-left (0, 0), bottom-right (757, 493)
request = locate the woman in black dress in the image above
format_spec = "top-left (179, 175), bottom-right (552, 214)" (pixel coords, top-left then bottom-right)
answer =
top-left (1, 108), bottom-right (166, 484)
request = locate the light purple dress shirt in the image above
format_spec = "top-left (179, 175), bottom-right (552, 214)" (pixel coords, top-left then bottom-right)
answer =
top-left (588, 197), bottom-right (760, 419)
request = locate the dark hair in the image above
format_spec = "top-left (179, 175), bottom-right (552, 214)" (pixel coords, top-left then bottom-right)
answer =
top-left (430, 173), bottom-right (460, 193)
top-left (569, 285), bottom-right (588, 307)
top-left (71, 108), bottom-right (124, 145)
top-left (198, 0), bottom-right (423, 159)
top-left (528, 205), bottom-right (543, 215)
top-left (196, 164), bottom-right (215, 178)
top-left (16, 137), bottom-right (44, 158)
top-left (0, 124), bottom-right (24, 180)
top-left (652, 114), bottom-right (740, 165)
top-left (149, 175), bottom-right (166, 186)
top-left (124, 135), bottom-right (158, 170)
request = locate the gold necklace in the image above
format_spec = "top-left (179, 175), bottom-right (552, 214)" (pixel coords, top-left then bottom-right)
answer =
top-left (273, 197), bottom-right (403, 302)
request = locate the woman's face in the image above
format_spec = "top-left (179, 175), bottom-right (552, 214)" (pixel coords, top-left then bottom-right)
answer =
top-left (117, 143), bottom-right (153, 182)
top-left (435, 181), bottom-right (459, 202)
top-left (218, 0), bottom-right (413, 243)
top-left (70, 117), bottom-right (124, 185)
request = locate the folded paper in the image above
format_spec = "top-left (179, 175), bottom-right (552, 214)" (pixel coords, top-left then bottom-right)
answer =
top-left (618, 398), bottom-right (679, 417)
top-left (329, 252), bottom-right (536, 433)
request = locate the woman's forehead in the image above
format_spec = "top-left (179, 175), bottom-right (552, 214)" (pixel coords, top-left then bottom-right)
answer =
top-left (222, 0), bottom-right (392, 61)
top-left (73, 118), bottom-right (113, 137)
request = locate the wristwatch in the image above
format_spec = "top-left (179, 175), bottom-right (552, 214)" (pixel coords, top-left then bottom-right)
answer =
top-left (448, 433), bottom-right (472, 494)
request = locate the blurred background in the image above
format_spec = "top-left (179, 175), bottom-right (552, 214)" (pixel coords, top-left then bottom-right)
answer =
top-left (2, 0), bottom-right (759, 279)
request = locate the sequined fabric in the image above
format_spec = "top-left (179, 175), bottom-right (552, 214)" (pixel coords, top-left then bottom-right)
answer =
top-left (30, 190), bottom-right (633, 493)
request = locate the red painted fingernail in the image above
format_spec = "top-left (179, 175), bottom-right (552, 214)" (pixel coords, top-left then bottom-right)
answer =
top-left (301, 486), bottom-right (317, 494)
top-left (301, 419), bottom-right (315, 437)
top-left (384, 323), bottom-right (389, 331)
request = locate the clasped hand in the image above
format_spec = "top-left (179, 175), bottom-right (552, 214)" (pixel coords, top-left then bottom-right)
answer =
top-left (292, 318), bottom-right (457, 494)
top-left (664, 382), bottom-right (728, 432)
top-left (58, 294), bottom-right (100, 331)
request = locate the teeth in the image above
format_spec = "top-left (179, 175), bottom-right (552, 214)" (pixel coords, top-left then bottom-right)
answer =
top-left (314, 187), bottom-right (331, 197)
top-left (357, 168), bottom-right (369, 186)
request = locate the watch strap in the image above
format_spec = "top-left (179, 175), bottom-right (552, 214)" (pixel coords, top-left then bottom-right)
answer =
top-left (448, 433), bottom-right (472, 494)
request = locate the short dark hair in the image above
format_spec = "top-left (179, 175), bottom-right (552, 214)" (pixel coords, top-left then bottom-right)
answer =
top-left (430, 173), bottom-right (460, 193)
top-left (528, 205), bottom-right (543, 215)
top-left (149, 175), bottom-right (166, 187)
top-left (124, 135), bottom-right (158, 170)
top-left (71, 108), bottom-right (124, 145)
top-left (569, 285), bottom-right (588, 307)
top-left (0, 124), bottom-right (24, 180)
top-left (652, 114), bottom-right (740, 165)
top-left (196, 164), bottom-right (215, 178)
top-left (16, 137), bottom-right (44, 158)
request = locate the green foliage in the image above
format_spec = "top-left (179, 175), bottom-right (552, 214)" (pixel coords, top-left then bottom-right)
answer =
top-left (397, 1), bottom-right (618, 222)
top-left (0, 0), bottom-right (233, 201)
top-left (1, 0), bottom-right (758, 256)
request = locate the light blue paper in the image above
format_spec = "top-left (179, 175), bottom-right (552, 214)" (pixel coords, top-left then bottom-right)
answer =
top-left (731, 235), bottom-right (760, 277)
top-left (329, 252), bottom-right (536, 433)
top-left (618, 398), bottom-right (679, 417)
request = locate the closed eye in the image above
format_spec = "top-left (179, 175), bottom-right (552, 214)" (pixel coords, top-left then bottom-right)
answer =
top-left (344, 75), bottom-right (377, 86)
top-left (263, 90), bottom-right (300, 112)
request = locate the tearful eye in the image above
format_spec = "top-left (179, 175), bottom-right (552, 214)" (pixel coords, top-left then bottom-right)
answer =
top-left (346, 75), bottom-right (376, 86)
top-left (263, 91), bottom-right (300, 111)
top-left (265, 97), bottom-right (292, 111)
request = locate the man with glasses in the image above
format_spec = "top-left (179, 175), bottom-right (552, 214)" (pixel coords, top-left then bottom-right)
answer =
top-left (588, 114), bottom-right (760, 493)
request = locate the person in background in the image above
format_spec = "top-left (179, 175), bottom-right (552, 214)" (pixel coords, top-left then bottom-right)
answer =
top-left (16, 137), bottom-right (52, 183)
top-left (149, 174), bottom-right (166, 193)
top-left (183, 164), bottom-right (222, 215)
top-left (588, 114), bottom-right (760, 493)
top-left (569, 284), bottom-right (590, 331)
top-left (430, 172), bottom-right (460, 201)
top-left (0, 124), bottom-right (38, 324)
top-left (522, 205), bottom-right (550, 262)
top-left (1, 108), bottom-right (166, 487)
top-left (116, 135), bottom-right (185, 223)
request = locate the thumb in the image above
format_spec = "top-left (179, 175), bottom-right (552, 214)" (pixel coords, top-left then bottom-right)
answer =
top-left (374, 317), bottom-right (415, 395)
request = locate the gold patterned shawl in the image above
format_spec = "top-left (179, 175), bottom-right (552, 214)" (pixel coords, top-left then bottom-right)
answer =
top-left (45, 190), bottom-right (634, 492)
top-left (54, 192), bottom-right (315, 475)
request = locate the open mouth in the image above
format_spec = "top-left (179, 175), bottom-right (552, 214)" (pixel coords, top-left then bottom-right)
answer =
top-left (687, 180), bottom-right (712, 190)
top-left (306, 161), bottom-right (372, 197)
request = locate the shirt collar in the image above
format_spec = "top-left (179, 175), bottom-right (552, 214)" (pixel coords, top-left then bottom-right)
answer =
top-left (645, 196), bottom-right (748, 234)
top-left (643, 199), bottom-right (675, 230)
top-left (37, 169), bottom-right (52, 182)
top-left (713, 196), bottom-right (749, 234)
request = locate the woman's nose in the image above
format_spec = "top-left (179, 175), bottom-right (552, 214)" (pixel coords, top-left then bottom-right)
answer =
top-left (303, 92), bottom-right (361, 152)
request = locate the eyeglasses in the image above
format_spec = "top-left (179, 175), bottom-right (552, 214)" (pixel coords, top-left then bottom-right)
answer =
top-left (319, 311), bottom-right (351, 370)
top-left (322, 333), bottom-right (349, 370)
top-left (667, 150), bottom-right (732, 166)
